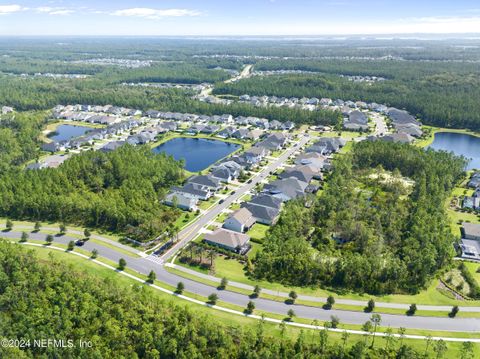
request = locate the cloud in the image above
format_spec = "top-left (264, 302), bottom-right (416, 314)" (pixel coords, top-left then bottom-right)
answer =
top-left (35, 6), bottom-right (74, 15)
top-left (112, 7), bottom-right (201, 19)
top-left (0, 4), bottom-right (23, 15)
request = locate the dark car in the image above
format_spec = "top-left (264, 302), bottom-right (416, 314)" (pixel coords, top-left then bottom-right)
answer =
top-left (219, 199), bottom-right (225, 204)
top-left (75, 240), bottom-right (85, 246)
top-left (247, 179), bottom-right (253, 184)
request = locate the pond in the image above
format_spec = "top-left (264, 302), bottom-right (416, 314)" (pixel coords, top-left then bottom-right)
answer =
top-left (152, 137), bottom-right (240, 172)
top-left (48, 124), bottom-right (93, 142)
top-left (428, 132), bottom-right (480, 170)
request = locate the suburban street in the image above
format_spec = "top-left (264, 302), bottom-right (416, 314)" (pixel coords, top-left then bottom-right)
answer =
top-left (157, 133), bottom-right (311, 262)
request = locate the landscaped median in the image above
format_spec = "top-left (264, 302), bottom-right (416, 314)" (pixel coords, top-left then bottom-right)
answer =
top-left (10, 241), bottom-right (480, 347)
top-left (165, 259), bottom-right (480, 319)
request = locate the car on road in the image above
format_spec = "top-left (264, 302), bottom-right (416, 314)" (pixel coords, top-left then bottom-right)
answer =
top-left (219, 199), bottom-right (225, 204)
top-left (75, 240), bottom-right (85, 246)
top-left (247, 179), bottom-right (252, 184)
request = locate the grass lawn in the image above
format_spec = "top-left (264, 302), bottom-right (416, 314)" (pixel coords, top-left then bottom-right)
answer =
top-left (248, 242), bottom-right (262, 258)
top-left (22, 245), bottom-right (480, 356)
top-left (464, 262), bottom-right (480, 284)
top-left (248, 223), bottom-right (269, 242)
top-left (199, 196), bottom-right (219, 210)
top-left (173, 211), bottom-right (199, 229)
top-left (215, 212), bottom-right (229, 223)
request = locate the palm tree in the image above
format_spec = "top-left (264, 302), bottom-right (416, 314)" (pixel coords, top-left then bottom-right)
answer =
top-left (208, 250), bottom-right (217, 267)
top-left (341, 331), bottom-right (350, 355)
top-left (370, 314), bottom-right (382, 348)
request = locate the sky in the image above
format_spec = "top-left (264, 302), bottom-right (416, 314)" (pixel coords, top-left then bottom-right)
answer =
top-left (0, 0), bottom-right (480, 36)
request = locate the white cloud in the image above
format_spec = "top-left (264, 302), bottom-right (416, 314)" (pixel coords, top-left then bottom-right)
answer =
top-left (35, 7), bottom-right (74, 15)
top-left (112, 7), bottom-right (201, 19)
top-left (0, 4), bottom-right (23, 15)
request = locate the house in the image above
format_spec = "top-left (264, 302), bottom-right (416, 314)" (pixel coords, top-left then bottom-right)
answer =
top-left (395, 123), bottom-right (423, 137)
top-left (282, 121), bottom-right (295, 130)
top-left (307, 137), bottom-right (346, 154)
top-left (380, 133), bottom-right (414, 144)
top-left (269, 120), bottom-right (282, 130)
top-left (387, 108), bottom-right (421, 127)
top-left (216, 126), bottom-right (236, 138)
top-left (248, 194), bottom-right (283, 211)
top-left (185, 124), bottom-right (205, 135)
top-left (241, 203), bottom-right (280, 226)
top-left (204, 228), bottom-right (251, 254)
top-left (41, 142), bottom-right (62, 153)
top-left (172, 183), bottom-right (213, 201)
top-left (219, 114), bottom-right (233, 124)
top-left (468, 173), bottom-right (480, 188)
top-left (201, 125), bottom-right (220, 134)
top-left (263, 177), bottom-right (308, 201)
top-left (187, 175), bottom-right (223, 191)
top-left (278, 164), bottom-right (320, 182)
top-left (294, 152), bottom-right (327, 171)
top-left (344, 110), bottom-right (369, 131)
top-left (100, 141), bottom-right (126, 152)
top-left (244, 147), bottom-right (267, 163)
top-left (232, 128), bottom-right (250, 139)
top-left (223, 208), bottom-right (256, 233)
top-left (463, 196), bottom-right (480, 210)
top-left (247, 129), bottom-right (264, 141)
top-left (211, 168), bottom-right (236, 183)
top-left (462, 223), bottom-right (480, 241)
top-left (164, 192), bottom-right (198, 211)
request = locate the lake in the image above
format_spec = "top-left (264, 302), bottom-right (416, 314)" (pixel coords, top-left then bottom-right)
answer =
top-left (152, 137), bottom-right (240, 172)
top-left (428, 132), bottom-right (480, 170)
top-left (48, 124), bottom-right (92, 142)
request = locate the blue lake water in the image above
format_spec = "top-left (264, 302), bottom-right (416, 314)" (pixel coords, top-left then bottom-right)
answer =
top-left (428, 132), bottom-right (480, 170)
top-left (152, 137), bottom-right (240, 172)
top-left (48, 124), bottom-right (92, 142)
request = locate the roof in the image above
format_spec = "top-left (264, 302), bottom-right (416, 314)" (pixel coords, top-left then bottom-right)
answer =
top-left (248, 194), bottom-right (283, 210)
top-left (165, 193), bottom-right (196, 207)
top-left (227, 208), bottom-right (256, 227)
top-left (188, 175), bottom-right (221, 188)
top-left (242, 203), bottom-right (280, 222)
top-left (204, 229), bottom-right (250, 249)
top-left (349, 110), bottom-right (368, 124)
top-left (264, 177), bottom-right (308, 200)
top-left (463, 223), bottom-right (480, 238)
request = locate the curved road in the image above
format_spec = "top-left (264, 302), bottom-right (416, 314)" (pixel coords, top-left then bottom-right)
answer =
top-left (3, 230), bottom-right (480, 333)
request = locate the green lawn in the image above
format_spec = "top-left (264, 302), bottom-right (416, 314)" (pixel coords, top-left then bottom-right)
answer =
top-left (248, 223), bottom-right (270, 241)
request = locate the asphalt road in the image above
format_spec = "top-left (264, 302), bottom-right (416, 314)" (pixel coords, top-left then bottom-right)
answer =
top-left (3, 217), bottom-right (480, 332)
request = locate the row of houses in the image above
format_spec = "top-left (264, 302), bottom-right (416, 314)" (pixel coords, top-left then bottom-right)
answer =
top-left (53, 104), bottom-right (142, 119)
top-left (463, 172), bottom-right (480, 211)
top-left (204, 137), bottom-right (336, 254)
top-left (145, 110), bottom-right (295, 131)
top-left (42, 118), bottom-right (142, 153)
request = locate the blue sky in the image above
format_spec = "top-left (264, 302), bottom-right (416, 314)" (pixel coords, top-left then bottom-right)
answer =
top-left (0, 0), bottom-right (480, 36)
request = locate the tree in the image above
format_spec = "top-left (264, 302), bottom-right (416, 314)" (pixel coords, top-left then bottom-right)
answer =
top-left (384, 327), bottom-right (394, 353)
top-left (319, 329), bottom-right (328, 354)
top-left (434, 339), bottom-right (447, 359)
top-left (398, 327), bottom-right (406, 348)
top-left (245, 301), bottom-right (255, 314)
top-left (362, 321), bottom-right (373, 344)
top-left (147, 270), bottom-right (156, 284)
top-left (45, 234), bottom-right (54, 245)
top-left (176, 282), bottom-right (185, 294)
top-left (20, 231), bottom-right (29, 243)
top-left (365, 299), bottom-right (375, 313)
top-left (91, 249), bottom-right (98, 259)
top-left (407, 303), bottom-right (417, 316)
top-left (324, 295), bottom-right (335, 310)
top-left (208, 250), bottom-right (217, 268)
top-left (5, 219), bottom-right (13, 231)
top-left (219, 277), bottom-right (228, 290)
top-left (59, 222), bottom-right (67, 235)
top-left (118, 258), bottom-right (127, 271)
top-left (33, 221), bottom-right (41, 232)
top-left (460, 341), bottom-right (474, 359)
top-left (330, 315), bottom-right (340, 329)
top-left (288, 290), bottom-right (298, 304)
top-left (67, 240), bottom-right (74, 251)
top-left (449, 305), bottom-right (459, 318)
top-left (341, 331), bottom-right (350, 355)
top-left (84, 228), bottom-right (91, 239)
top-left (370, 314), bottom-right (382, 348)
top-left (208, 293), bottom-right (218, 305)
top-left (287, 309), bottom-right (296, 321)
top-left (252, 285), bottom-right (261, 298)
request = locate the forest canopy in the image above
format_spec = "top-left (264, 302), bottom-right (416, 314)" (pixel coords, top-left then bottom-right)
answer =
top-left (254, 141), bottom-right (467, 294)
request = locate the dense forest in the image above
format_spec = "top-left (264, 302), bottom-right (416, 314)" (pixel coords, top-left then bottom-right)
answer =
top-left (0, 146), bottom-right (184, 241)
top-left (214, 66), bottom-right (480, 130)
top-left (0, 76), bottom-right (339, 124)
top-left (0, 242), bottom-right (459, 358)
top-left (0, 111), bottom-right (46, 171)
top-left (254, 141), bottom-right (467, 294)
